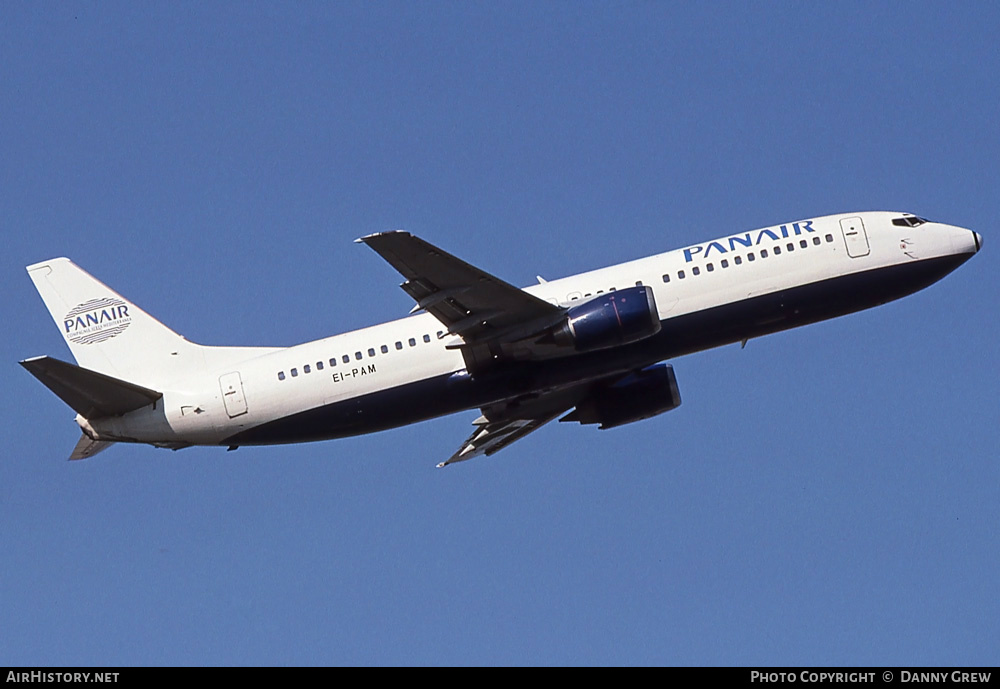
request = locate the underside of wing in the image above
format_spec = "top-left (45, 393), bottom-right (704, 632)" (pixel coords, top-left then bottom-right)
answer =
top-left (357, 231), bottom-right (563, 344)
top-left (439, 413), bottom-right (562, 468)
top-left (437, 382), bottom-right (598, 467)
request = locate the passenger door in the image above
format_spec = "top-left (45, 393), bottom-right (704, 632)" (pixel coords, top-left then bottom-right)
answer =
top-left (840, 216), bottom-right (871, 258)
top-left (219, 371), bottom-right (248, 417)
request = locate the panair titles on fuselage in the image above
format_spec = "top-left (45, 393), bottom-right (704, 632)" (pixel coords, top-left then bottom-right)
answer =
top-left (63, 298), bottom-right (132, 345)
top-left (683, 221), bottom-right (816, 262)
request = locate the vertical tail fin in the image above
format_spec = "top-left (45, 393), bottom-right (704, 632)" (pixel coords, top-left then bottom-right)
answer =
top-left (26, 258), bottom-right (200, 387)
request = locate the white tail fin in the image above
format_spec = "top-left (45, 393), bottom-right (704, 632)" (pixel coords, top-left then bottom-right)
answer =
top-left (27, 258), bottom-right (207, 388)
top-left (27, 258), bottom-right (279, 389)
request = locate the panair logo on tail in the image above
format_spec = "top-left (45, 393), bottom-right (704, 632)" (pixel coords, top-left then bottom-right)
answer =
top-left (63, 298), bottom-right (132, 345)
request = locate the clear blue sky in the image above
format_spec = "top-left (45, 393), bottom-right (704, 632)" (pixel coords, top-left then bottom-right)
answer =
top-left (2, 2), bottom-right (997, 666)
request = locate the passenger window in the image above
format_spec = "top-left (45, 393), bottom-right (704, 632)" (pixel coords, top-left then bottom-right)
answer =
top-left (800, 239), bottom-right (808, 248)
top-left (316, 361), bottom-right (324, 371)
top-left (813, 237), bottom-right (821, 245)
top-left (409, 338), bottom-right (416, 347)
top-left (380, 345), bottom-right (388, 354)
top-left (662, 274), bottom-right (670, 283)
top-left (734, 256), bottom-right (742, 265)
top-left (825, 234), bottom-right (834, 242)
top-left (304, 364), bottom-right (311, 374)
top-left (786, 243), bottom-right (794, 251)
top-left (692, 266), bottom-right (701, 276)
top-left (343, 354), bottom-right (350, 364)
top-left (678, 270), bottom-right (686, 279)
top-left (584, 293), bottom-right (591, 298)
top-left (291, 368), bottom-right (298, 377)
top-left (395, 341), bottom-right (403, 350)
top-left (760, 249), bottom-right (767, 258)
top-left (635, 281), bottom-right (643, 286)
top-left (423, 334), bottom-right (431, 343)
top-left (368, 348), bottom-right (376, 357)
top-left (706, 263), bottom-right (714, 272)
top-left (748, 252), bottom-right (756, 262)
top-left (330, 358), bottom-right (337, 367)
top-left (721, 259), bottom-right (729, 268)
top-left (278, 371), bottom-right (285, 381)
top-left (774, 246), bottom-right (781, 255)
top-left (355, 352), bottom-right (362, 360)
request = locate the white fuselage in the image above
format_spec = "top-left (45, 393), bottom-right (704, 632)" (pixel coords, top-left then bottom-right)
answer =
top-left (86, 211), bottom-right (980, 449)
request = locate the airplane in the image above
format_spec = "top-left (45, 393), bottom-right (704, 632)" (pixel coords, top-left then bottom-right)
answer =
top-left (21, 211), bottom-right (981, 466)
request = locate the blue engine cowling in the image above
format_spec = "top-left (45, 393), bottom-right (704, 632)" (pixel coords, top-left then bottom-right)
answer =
top-left (561, 363), bottom-right (681, 429)
top-left (550, 285), bottom-right (661, 352)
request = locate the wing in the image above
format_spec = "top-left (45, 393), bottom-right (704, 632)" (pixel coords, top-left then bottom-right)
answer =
top-left (437, 383), bottom-right (597, 467)
top-left (356, 231), bottom-right (563, 345)
top-left (440, 413), bottom-right (562, 468)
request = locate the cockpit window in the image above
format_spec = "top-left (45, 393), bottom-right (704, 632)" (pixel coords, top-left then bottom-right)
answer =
top-left (892, 216), bottom-right (929, 228)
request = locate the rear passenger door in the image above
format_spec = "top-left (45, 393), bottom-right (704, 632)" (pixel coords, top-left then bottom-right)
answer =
top-left (219, 371), bottom-right (248, 417)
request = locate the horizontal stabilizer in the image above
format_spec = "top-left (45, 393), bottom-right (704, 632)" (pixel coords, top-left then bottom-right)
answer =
top-left (20, 355), bottom-right (162, 418)
top-left (69, 433), bottom-right (116, 460)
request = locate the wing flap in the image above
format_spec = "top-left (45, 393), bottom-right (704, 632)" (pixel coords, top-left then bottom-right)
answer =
top-left (21, 355), bottom-right (162, 418)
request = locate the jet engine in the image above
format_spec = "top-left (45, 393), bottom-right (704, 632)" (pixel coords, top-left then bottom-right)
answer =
top-left (561, 363), bottom-right (681, 430)
top-left (547, 286), bottom-right (661, 352)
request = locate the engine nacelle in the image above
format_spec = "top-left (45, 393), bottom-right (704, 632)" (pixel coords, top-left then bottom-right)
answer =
top-left (562, 363), bottom-right (681, 430)
top-left (550, 286), bottom-right (661, 352)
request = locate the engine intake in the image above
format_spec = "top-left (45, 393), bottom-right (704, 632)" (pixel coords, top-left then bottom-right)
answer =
top-left (549, 285), bottom-right (661, 352)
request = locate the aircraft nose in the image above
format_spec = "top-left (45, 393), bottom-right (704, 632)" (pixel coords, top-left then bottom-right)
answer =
top-left (946, 224), bottom-right (981, 255)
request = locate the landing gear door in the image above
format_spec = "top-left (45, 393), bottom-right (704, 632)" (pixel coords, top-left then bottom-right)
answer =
top-left (840, 216), bottom-right (871, 258)
top-left (220, 371), bottom-right (248, 418)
